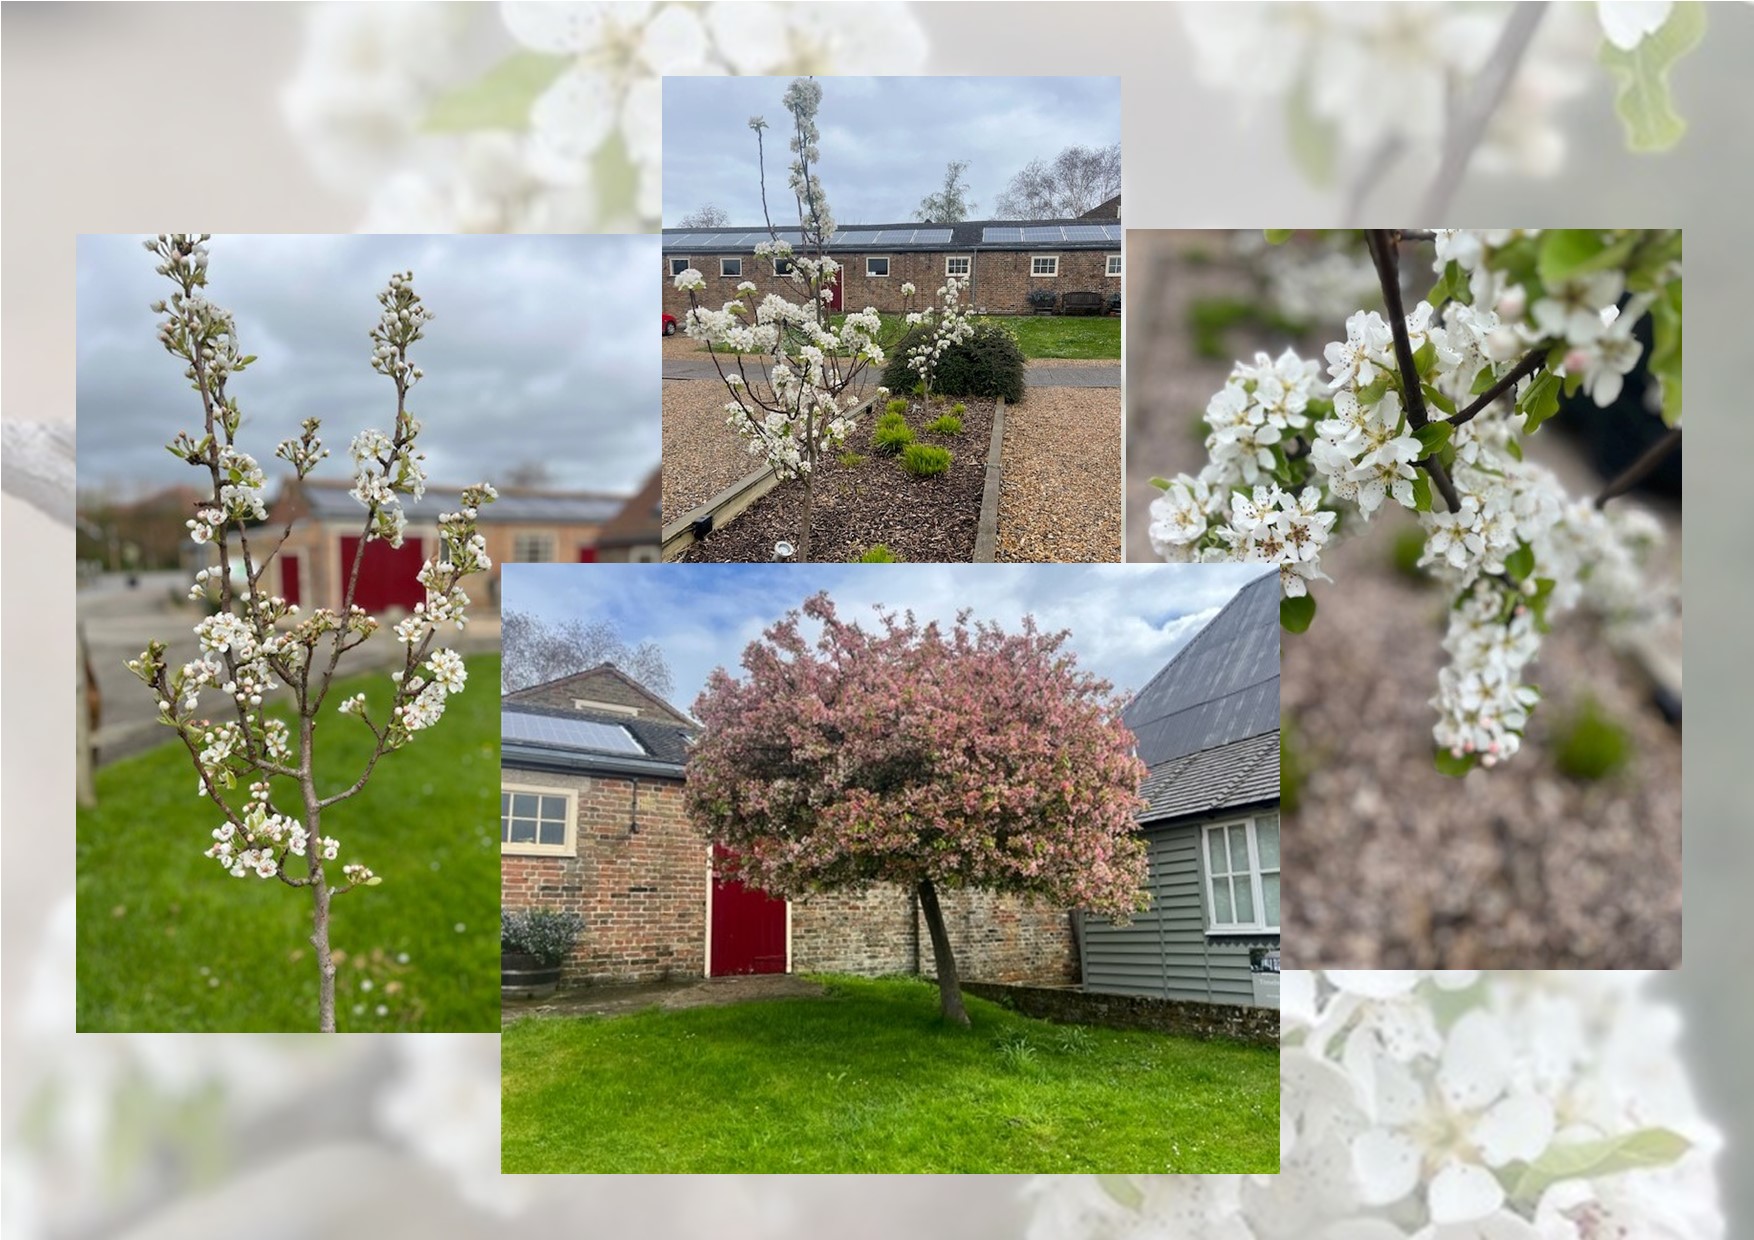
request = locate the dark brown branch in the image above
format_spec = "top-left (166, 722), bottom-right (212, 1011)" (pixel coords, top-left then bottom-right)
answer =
top-left (1366, 230), bottom-right (1461, 512)
top-left (1596, 426), bottom-right (1680, 508)
top-left (1452, 345), bottom-right (1550, 427)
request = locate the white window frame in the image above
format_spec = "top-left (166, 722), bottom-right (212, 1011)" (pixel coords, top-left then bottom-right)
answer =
top-left (719, 256), bottom-right (742, 278)
top-left (501, 783), bottom-right (577, 857)
top-left (772, 256), bottom-right (796, 276)
top-left (865, 256), bottom-right (891, 278)
top-left (1106, 253), bottom-right (1123, 277)
top-left (1030, 255), bottom-right (1060, 278)
top-left (1202, 813), bottom-right (1280, 933)
top-left (669, 257), bottom-right (689, 276)
top-left (511, 532), bottom-right (555, 563)
top-left (945, 255), bottom-right (971, 277)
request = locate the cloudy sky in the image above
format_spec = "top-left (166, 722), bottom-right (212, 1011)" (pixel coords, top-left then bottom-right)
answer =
top-left (76, 234), bottom-right (658, 499)
top-left (504, 563), bottom-right (1271, 713)
top-left (662, 76), bottom-right (1121, 226)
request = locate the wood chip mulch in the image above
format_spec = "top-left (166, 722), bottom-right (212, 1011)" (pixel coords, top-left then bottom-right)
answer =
top-left (677, 397), bottom-right (993, 563)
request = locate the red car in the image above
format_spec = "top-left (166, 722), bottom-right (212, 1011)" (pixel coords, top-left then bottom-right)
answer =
top-left (662, 312), bottom-right (677, 336)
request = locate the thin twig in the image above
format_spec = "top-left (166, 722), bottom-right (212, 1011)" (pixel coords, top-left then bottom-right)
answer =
top-left (1418, 2), bottom-right (1550, 220)
top-left (1596, 426), bottom-right (1681, 508)
top-left (1366, 230), bottom-right (1461, 512)
top-left (1451, 344), bottom-right (1550, 427)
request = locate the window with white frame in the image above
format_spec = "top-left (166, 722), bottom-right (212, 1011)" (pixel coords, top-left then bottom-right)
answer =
top-left (669, 257), bottom-right (689, 276)
top-left (511, 532), bottom-right (554, 563)
top-left (719, 257), bottom-right (742, 278)
top-left (773, 256), bottom-right (795, 276)
top-left (945, 255), bottom-right (971, 277)
top-left (1203, 812), bottom-right (1280, 932)
top-left (866, 256), bottom-right (890, 278)
top-left (501, 785), bottom-right (575, 855)
top-left (1031, 255), bottom-right (1059, 277)
top-left (1106, 254), bottom-right (1123, 277)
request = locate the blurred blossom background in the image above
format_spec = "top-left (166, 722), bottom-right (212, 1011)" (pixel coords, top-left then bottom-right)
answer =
top-left (2, 1), bottom-right (1747, 1237)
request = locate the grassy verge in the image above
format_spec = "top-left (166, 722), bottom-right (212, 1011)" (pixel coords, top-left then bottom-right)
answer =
top-left (501, 974), bottom-right (1278, 1173)
top-left (76, 655), bottom-right (501, 1032)
top-left (682, 314), bottom-right (1120, 361)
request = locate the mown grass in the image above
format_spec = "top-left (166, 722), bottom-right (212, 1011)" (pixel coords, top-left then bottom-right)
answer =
top-left (501, 974), bottom-right (1278, 1173)
top-left (689, 314), bottom-right (1119, 360)
top-left (76, 655), bottom-right (501, 1032)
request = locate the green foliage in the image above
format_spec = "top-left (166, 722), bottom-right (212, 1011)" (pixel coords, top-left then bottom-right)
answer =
top-left (1055, 1025), bottom-right (1096, 1056)
top-left (993, 1033), bottom-right (1042, 1075)
top-left (951, 402), bottom-right (968, 415)
top-left (1280, 594), bottom-right (1315, 633)
top-left (501, 908), bottom-right (586, 966)
top-left (1434, 748), bottom-right (1480, 778)
top-left (838, 451), bottom-right (867, 469)
top-left (1552, 697), bottom-right (1633, 782)
top-left (1188, 297), bottom-right (1307, 361)
top-left (872, 412), bottom-right (914, 455)
top-left (1648, 277), bottom-right (1683, 425)
top-left (981, 316), bottom-right (1120, 361)
top-left (885, 398), bottom-right (910, 417)
top-left (1503, 542), bottom-right (1536, 583)
top-left (855, 545), bottom-right (900, 563)
top-left (1279, 721), bottom-right (1305, 816)
top-left (900, 443), bottom-right (952, 477)
top-left (882, 323), bottom-right (1028, 402)
top-left (926, 414), bottom-right (964, 436)
top-left (425, 53), bottom-right (569, 131)
top-left (1598, 2), bottom-right (1706, 151)
top-left (500, 975), bottom-right (1280, 1173)
top-left (1390, 526), bottom-right (1428, 581)
top-left (1512, 1128), bottom-right (1691, 1201)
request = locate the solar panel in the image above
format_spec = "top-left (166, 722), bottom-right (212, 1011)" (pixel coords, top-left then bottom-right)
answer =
top-left (1063, 225), bottom-right (1108, 241)
top-left (1102, 223), bottom-right (1123, 242)
top-left (872, 230), bottom-right (913, 243)
top-left (502, 711), bottom-right (646, 756)
top-left (1022, 226), bottom-right (1066, 243)
top-left (832, 230), bottom-right (880, 246)
top-left (982, 227), bottom-right (1023, 243)
top-left (913, 229), bottom-right (953, 244)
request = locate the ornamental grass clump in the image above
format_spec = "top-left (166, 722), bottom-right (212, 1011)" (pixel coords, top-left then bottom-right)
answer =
top-left (872, 411), bottom-right (914, 455)
top-left (855, 544), bottom-right (899, 562)
top-left (125, 234), bottom-right (497, 1032)
top-left (926, 413), bottom-right (963, 436)
top-left (900, 443), bottom-right (952, 477)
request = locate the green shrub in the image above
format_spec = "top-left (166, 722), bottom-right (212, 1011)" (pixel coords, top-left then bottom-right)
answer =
top-left (1391, 526), bottom-right (1428, 581)
top-left (1552, 697), bottom-right (1632, 782)
top-left (881, 322), bottom-right (1027, 404)
top-left (950, 402), bottom-right (967, 415)
top-left (838, 451), bottom-right (866, 469)
top-left (926, 414), bottom-right (963, 436)
top-left (900, 443), bottom-right (951, 476)
top-left (872, 413), bottom-right (914, 455)
top-left (884, 398), bottom-right (909, 417)
top-left (855, 545), bottom-right (899, 563)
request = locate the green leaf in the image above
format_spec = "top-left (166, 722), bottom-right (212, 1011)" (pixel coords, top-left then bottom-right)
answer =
top-left (1505, 436), bottom-right (1524, 462)
top-left (1410, 473), bottom-right (1433, 513)
top-left (1414, 422), bottom-right (1452, 456)
top-left (1428, 259), bottom-right (1471, 307)
top-left (1537, 230), bottom-right (1607, 284)
top-left (1264, 229), bottom-right (1295, 245)
top-left (1422, 383), bottom-right (1457, 417)
top-left (1519, 371), bottom-right (1562, 432)
top-left (1470, 365), bottom-right (1500, 396)
top-left (1097, 1176), bottom-right (1144, 1210)
top-left (1149, 476), bottom-right (1173, 491)
top-left (1412, 339), bottom-right (1437, 375)
top-left (1504, 542), bottom-right (1536, 582)
top-left (1649, 279), bottom-right (1684, 425)
top-left (1280, 594), bottom-right (1316, 634)
top-left (425, 52), bottom-right (569, 132)
top-left (1358, 373), bottom-right (1393, 406)
top-left (1434, 748), bottom-right (1479, 778)
top-left (1598, 2), bottom-right (1707, 152)
top-left (1512, 1129), bottom-right (1692, 1201)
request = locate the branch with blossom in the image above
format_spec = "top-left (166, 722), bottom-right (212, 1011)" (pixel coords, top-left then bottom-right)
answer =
top-left (125, 234), bottom-right (497, 1031)
top-left (1149, 228), bottom-right (1681, 773)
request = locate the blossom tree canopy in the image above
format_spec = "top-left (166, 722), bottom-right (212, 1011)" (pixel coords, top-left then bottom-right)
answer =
top-left (685, 592), bottom-right (1150, 1025)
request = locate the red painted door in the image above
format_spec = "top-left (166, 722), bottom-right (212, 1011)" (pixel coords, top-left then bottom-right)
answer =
top-left (338, 535), bottom-right (426, 613)
top-left (826, 271), bottom-right (843, 312)
top-left (710, 846), bottom-right (787, 976)
top-left (578, 546), bottom-right (598, 563)
top-left (280, 555), bottom-right (300, 607)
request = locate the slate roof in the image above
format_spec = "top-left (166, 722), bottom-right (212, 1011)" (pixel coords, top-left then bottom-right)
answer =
top-left (501, 701), bottom-right (693, 776)
top-left (661, 217), bottom-right (1122, 252)
top-left (1122, 570), bottom-right (1280, 770)
top-left (1138, 730), bottom-right (1280, 824)
top-left (289, 479), bottom-right (626, 526)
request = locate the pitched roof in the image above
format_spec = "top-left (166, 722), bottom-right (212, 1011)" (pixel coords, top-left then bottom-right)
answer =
top-left (661, 217), bottom-right (1122, 252)
top-left (1122, 570), bottom-right (1280, 769)
top-left (1138, 730), bottom-right (1280, 824)
top-left (593, 468), bottom-right (660, 550)
top-left (285, 478), bottom-right (627, 526)
top-left (500, 701), bottom-right (693, 776)
top-left (504, 663), bottom-right (696, 729)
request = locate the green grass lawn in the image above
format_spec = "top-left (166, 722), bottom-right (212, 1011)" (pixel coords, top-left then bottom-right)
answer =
top-left (76, 655), bottom-right (501, 1032)
top-left (501, 975), bottom-right (1278, 1173)
top-left (687, 314), bottom-right (1119, 361)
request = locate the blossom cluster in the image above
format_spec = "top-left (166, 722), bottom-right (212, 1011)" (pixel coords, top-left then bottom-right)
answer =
top-left (904, 276), bottom-right (976, 398)
top-left (1148, 229), bottom-right (1680, 768)
top-left (1028, 970), bottom-right (1723, 1240)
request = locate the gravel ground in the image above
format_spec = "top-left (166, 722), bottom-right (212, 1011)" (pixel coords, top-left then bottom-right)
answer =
top-left (661, 379), bottom-right (759, 520)
top-left (996, 388), bottom-right (1123, 563)
top-left (1129, 231), bottom-right (1683, 969)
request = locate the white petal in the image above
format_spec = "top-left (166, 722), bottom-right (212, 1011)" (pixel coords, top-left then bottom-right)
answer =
top-left (502, 1), bottom-right (635, 53)
top-left (1427, 1160), bottom-right (1505, 1224)
top-left (1438, 1009), bottom-right (1511, 1112)
top-left (637, 4), bottom-right (710, 74)
top-left (1471, 1091), bottom-right (1555, 1166)
top-left (1352, 1128), bottom-right (1422, 1206)
top-left (528, 66), bottom-right (617, 162)
top-left (1327, 971), bottom-right (1423, 998)
top-left (1597, 1), bottom-right (1674, 50)
top-left (1282, 969), bottom-right (1318, 1027)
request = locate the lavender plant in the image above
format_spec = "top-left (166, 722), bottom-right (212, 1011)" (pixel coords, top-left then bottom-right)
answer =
top-left (126, 234), bottom-right (497, 1031)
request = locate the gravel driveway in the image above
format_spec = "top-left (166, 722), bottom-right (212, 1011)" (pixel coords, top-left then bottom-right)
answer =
top-left (996, 388), bottom-right (1123, 563)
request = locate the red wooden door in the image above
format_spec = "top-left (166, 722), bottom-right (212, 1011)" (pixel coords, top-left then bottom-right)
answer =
top-left (280, 555), bottom-right (301, 607)
top-left (338, 535), bottom-right (426, 612)
top-left (710, 846), bottom-right (787, 976)
top-left (827, 272), bottom-right (843, 311)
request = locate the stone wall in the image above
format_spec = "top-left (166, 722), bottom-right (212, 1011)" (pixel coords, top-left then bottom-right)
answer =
top-left (959, 982), bottom-right (1281, 1048)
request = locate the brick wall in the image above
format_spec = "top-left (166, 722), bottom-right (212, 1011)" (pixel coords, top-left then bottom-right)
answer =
top-left (791, 886), bottom-right (918, 975)
top-left (919, 888), bottom-right (1080, 985)
top-left (663, 248), bottom-right (1120, 319)
top-left (959, 982), bottom-right (1281, 1048)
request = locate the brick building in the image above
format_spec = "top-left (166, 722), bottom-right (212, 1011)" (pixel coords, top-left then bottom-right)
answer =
top-left (661, 215), bottom-right (1123, 319)
top-left (500, 666), bottom-right (1077, 989)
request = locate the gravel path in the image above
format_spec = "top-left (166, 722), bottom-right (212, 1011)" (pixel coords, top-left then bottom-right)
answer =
top-left (661, 379), bottom-right (759, 521)
top-left (996, 388), bottom-right (1123, 563)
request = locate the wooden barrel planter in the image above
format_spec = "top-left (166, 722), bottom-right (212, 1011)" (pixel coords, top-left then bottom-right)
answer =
top-left (501, 951), bottom-right (562, 1000)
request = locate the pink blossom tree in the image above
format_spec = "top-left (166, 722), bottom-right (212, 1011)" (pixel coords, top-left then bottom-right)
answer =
top-left (685, 593), bottom-right (1151, 1026)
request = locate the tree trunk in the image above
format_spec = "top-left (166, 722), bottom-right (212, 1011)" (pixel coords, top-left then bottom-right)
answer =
top-left (916, 878), bottom-right (970, 1027)
top-left (798, 473), bottom-right (814, 563)
top-left (301, 716), bottom-right (337, 1032)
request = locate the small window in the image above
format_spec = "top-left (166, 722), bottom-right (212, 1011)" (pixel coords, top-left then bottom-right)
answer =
top-left (773, 257), bottom-right (796, 276)
top-left (1203, 813), bottom-right (1280, 933)
top-left (512, 533), bottom-right (554, 563)
top-left (669, 257), bottom-right (689, 276)
top-left (945, 256), bottom-right (971, 277)
top-left (1106, 254), bottom-right (1123, 277)
top-left (1031, 255), bottom-right (1059, 277)
top-left (866, 256), bottom-right (890, 278)
top-left (720, 257), bottom-right (742, 278)
top-left (502, 785), bottom-right (575, 856)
